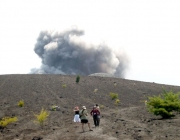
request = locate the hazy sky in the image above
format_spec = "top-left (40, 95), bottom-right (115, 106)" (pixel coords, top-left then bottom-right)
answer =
top-left (0, 0), bottom-right (180, 86)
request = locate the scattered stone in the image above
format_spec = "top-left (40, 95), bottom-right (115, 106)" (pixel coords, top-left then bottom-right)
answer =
top-left (32, 136), bottom-right (43, 140)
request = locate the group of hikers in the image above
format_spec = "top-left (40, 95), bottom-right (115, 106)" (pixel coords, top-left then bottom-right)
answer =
top-left (73, 104), bottom-right (100, 132)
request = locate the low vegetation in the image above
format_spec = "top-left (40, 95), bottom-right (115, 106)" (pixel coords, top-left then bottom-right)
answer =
top-left (100, 105), bottom-right (104, 109)
top-left (94, 88), bottom-right (98, 93)
top-left (114, 82), bottom-right (117, 87)
top-left (147, 90), bottom-right (180, 118)
top-left (62, 84), bottom-right (67, 88)
top-left (34, 108), bottom-right (49, 128)
top-left (109, 92), bottom-right (118, 100)
top-left (76, 75), bottom-right (80, 84)
top-left (0, 117), bottom-right (18, 128)
top-left (17, 100), bottom-right (24, 107)
top-left (115, 99), bottom-right (120, 105)
top-left (51, 105), bottom-right (60, 111)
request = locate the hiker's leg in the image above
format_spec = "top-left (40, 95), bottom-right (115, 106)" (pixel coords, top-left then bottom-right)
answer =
top-left (88, 122), bottom-right (91, 130)
top-left (94, 115), bottom-right (98, 126)
top-left (82, 123), bottom-right (84, 132)
top-left (93, 116), bottom-right (96, 126)
top-left (98, 118), bottom-right (100, 126)
top-left (96, 115), bottom-right (100, 126)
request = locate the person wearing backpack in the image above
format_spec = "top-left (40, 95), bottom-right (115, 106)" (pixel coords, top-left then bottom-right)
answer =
top-left (79, 106), bottom-right (93, 132)
top-left (96, 104), bottom-right (101, 126)
top-left (90, 106), bottom-right (100, 127)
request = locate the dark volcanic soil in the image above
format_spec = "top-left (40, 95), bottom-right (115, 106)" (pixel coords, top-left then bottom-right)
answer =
top-left (0, 74), bottom-right (180, 140)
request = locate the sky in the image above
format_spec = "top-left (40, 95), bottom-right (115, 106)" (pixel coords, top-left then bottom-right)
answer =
top-left (0, 0), bottom-right (180, 86)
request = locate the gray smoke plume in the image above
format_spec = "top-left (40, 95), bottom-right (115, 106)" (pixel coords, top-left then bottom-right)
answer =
top-left (31, 28), bottom-right (129, 78)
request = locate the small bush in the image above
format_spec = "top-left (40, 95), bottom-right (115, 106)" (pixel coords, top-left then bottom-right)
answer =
top-left (114, 82), bottom-right (117, 87)
top-left (109, 92), bottom-right (118, 100)
top-left (94, 89), bottom-right (98, 93)
top-left (62, 84), bottom-right (66, 88)
top-left (115, 99), bottom-right (120, 105)
top-left (147, 90), bottom-right (180, 118)
top-left (76, 75), bottom-right (80, 84)
top-left (51, 105), bottom-right (60, 111)
top-left (100, 105), bottom-right (104, 109)
top-left (34, 108), bottom-right (49, 128)
top-left (18, 100), bottom-right (24, 107)
top-left (0, 117), bottom-right (18, 128)
top-left (51, 105), bottom-right (56, 111)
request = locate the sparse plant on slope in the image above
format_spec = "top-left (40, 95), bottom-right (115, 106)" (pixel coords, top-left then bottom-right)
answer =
top-left (76, 75), bottom-right (80, 84)
top-left (147, 89), bottom-right (180, 118)
top-left (0, 117), bottom-right (18, 128)
top-left (115, 99), bottom-right (120, 105)
top-left (94, 88), bottom-right (98, 94)
top-left (100, 105), bottom-right (104, 109)
top-left (34, 108), bottom-right (49, 128)
top-left (114, 82), bottom-right (117, 88)
top-left (18, 100), bottom-right (24, 107)
top-left (51, 105), bottom-right (60, 111)
top-left (62, 84), bottom-right (66, 88)
top-left (109, 92), bottom-right (118, 100)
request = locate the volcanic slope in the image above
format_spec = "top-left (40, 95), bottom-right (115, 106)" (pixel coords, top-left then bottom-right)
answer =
top-left (0, 74), bottom-right (180, 140)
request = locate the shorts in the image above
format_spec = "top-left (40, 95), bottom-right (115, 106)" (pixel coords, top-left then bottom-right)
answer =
top-left (81, 119), bottom-right (88, 123)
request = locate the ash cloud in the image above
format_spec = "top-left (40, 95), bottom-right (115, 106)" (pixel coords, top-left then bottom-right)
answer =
top-left (31, 28), bottom-right (129, 78)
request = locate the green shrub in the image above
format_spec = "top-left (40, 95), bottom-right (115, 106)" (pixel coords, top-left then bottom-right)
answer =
top-left (76, 75), bottom-right (80, 84)
top-left (147, 90), bottom-right (180, 118)
top-left (94, 88), bottom-right (98, 93)
top-left (18, 100), bottom-right (24, 107)
top-left (62, 84), bottom-right (66, 88)
top-left (115, 99), bottom-right (120, 105)
top-left (34, 108), bottom-right (49, 128)
top-left (100, 105), bottom-right (104, 109)
top-left (0, 117), bottom-right (18, 128)
top-left (109, 92), bottom-right (118, 100)
top-left (51, 105), bottom-right (56, 111)
top-left (51, 105), bottom-right (60, 111)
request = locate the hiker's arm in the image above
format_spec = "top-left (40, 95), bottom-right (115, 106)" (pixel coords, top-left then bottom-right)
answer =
top-left (90, 110), bottom-right (93, 115)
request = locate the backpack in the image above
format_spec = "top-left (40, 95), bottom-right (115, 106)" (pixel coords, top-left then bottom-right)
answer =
top-left (79, 109), bottom-right (84, 119)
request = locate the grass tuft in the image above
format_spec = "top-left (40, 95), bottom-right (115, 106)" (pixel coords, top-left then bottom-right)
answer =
top-left (34, 108), bottom-right (49, 128)
top-left (0, 117), bottom-right (18, 128)
top-left (109, 92), bottom-right (118, 100)
top-left (18, 100), bottom-right (24, 107)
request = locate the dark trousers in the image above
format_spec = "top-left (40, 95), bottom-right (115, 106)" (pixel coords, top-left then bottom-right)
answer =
top-left (93, 115), bottom-right (99, 126)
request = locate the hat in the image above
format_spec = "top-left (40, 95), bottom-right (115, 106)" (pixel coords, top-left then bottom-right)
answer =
top-left (82, 106), bottom-right (86, 109)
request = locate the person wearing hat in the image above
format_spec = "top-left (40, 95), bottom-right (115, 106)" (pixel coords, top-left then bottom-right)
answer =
top-left (79, 106), bottom-right (93, 132)
top-left (73, 106), bottom-right (81, 126)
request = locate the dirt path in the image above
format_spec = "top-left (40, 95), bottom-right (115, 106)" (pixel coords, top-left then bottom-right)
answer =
top-left (77, 118), bottom-right (118, 140)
